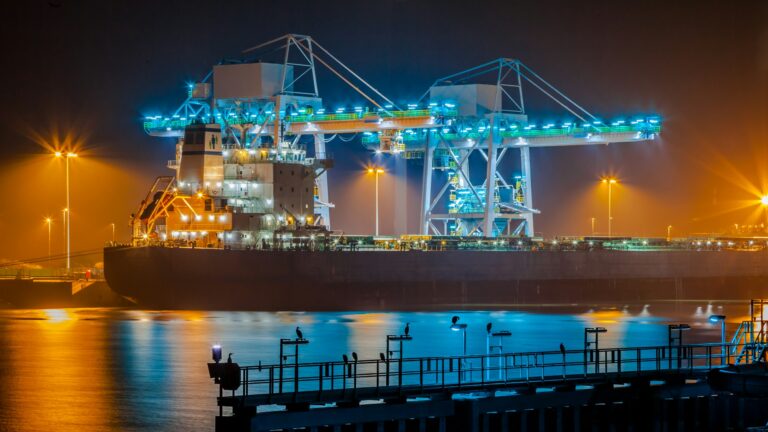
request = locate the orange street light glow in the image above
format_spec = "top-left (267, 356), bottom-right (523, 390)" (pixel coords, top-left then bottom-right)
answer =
top-left (761, 195), bottom-right (768, 206)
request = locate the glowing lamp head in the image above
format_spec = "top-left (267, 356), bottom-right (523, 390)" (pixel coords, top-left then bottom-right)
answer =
top-left (602, 177), bottom-right (618, 184)
top-left (367, 168), bottom-right (374, 174)
top-left (211, 345), bottom-right (222, 363)
top-left (709, 315), bottom-right (726, 323)
top-left (54, 151), bottom-right (62, 158)
top-left (760, 195), bottom-right (768, 206)
top-left (67, 152), bottom-right (78, 158)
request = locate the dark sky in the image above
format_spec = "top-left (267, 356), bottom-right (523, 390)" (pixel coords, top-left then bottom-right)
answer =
top-left (0, 0), bottom-right (766, 263)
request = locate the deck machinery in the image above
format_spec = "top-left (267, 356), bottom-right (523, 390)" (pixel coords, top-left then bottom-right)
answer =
top-left (134, 34), bottom-right (660, 246)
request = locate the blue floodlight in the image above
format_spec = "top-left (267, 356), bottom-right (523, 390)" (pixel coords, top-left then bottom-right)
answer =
top-left (336, 107), bottom-right (345, 113)
top-left (353, 106), bottom-right (363, 112)
top-left (444, 102), bottom-right (456, 108)
top-left (317, 109), bottom-right (325, 114)
top-left (212, 345), bottom-right (222, 363)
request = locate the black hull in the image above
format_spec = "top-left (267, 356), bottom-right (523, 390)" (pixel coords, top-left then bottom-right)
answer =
top-left (104, 246), bottom-right (768, 310)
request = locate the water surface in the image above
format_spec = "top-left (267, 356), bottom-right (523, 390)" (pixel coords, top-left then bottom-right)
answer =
top-left (0, 303), bottom-right (746, 431)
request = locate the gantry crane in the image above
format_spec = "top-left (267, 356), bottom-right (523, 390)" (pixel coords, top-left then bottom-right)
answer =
top-left (142, 34), bottom-right (660, 238)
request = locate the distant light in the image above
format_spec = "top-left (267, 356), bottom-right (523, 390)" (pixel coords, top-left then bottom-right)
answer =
top-left (760, 195), bottom-right (768, 206)
top-left (195, 215), bottom-right (202, 221)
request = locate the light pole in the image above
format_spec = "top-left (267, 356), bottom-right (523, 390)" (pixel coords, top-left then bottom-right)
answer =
top-left (45, 217), bottom-right (52, 261)
top-left (591, 217), bottom-right (595, 235)
top-left (55, 151), bottom-right (78, 272)
top-left (601, 177), bottom-right (618, 237)
top-left (111, 222), bottom-right (116, 244)
top-left (62, 208), bottom-right (67, 256)
top-left (667, 225), bottom-right (672, 242)
top-left (367, 167), bottom-right (384, 237)
top-left (760, 196), bottom-right (768, 232)
top-left (709, 315), bottom-right (727, 365)
top-left (450, 316), bottom-right (468, 380)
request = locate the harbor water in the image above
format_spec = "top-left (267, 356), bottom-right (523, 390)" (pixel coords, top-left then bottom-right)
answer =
top-left (0, 302), bottom-right (748, 431)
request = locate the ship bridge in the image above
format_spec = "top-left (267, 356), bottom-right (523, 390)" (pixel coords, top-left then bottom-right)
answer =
top-left (140, 34), bottom-right (662, 241)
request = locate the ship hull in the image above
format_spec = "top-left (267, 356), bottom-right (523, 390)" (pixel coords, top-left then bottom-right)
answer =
top-left (104, 246), bottom-right (768, 310)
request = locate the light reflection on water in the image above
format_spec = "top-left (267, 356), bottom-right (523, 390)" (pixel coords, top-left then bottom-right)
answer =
top-left (0, 303), bottom-right (740, 431)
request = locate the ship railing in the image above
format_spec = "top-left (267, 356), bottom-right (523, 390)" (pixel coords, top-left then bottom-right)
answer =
top-left (228, 343), bottom-right (734, 402)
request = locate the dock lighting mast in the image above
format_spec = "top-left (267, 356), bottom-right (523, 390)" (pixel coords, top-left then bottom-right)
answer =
top-left (45, 217), bottom-right (52, 261)
top-left (450, 316), bottom-right (468, 355)
top-left (761, 196), bottom-right (768, 230)
top-left (54, 151), bottom-right (77, 272)
top-left (601, 177), bottom-right (618, 237)
top-left (486, 322), bottom-right (511, 380)
top-left (709, 315), bottom-right (727, 364)
top-left (367, 167), bottom-right (384, 236)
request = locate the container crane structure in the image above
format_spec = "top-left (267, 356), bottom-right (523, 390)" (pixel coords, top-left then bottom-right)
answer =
top-left (142, 34), bottom-right (660, 239)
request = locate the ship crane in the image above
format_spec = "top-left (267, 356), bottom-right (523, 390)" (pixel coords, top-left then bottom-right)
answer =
top-left (140, 34), bottom-right (661, 241)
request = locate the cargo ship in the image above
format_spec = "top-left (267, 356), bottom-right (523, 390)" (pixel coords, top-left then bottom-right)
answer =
top-left (103, 35), bottom-right (768, 310)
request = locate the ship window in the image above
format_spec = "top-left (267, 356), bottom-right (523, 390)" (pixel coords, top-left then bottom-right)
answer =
top-left (204, 199), bottom-right (212, 211)
top-left (210, 135), bottom-right (217, 149)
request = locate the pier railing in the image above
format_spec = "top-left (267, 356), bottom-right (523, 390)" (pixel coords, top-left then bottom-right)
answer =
top-left (225, 342), bottom-right (737, 403)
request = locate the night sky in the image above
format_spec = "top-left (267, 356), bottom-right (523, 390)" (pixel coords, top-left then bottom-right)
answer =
top-left (0, 0), bottom-right (766, 264)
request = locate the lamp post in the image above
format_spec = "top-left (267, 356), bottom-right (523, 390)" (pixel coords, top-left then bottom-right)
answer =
top-left (45, 217), bottom-right (52, 261)
top-left (55, 151), bottom-right (78, 272)
top-left (667, 225), bottom-right (672, 242)
top-left (450, 316), bottom-right (469, 380)
top-left (367, 167), bottom-right (384, 236)
top-left (760, 196), bottom-right (768, 232)
top-left (709, 315), bottom-right (727, 365)
top-left (486, 322), bottom-right (511, 380)
top-left (111, 222), bottom-right (116, 244)
top-left (601, 178), bottom-right (618, 238)
top-left (591, 217), bottom-right (595, 235)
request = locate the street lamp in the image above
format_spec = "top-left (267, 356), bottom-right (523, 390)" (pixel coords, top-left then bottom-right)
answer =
top-left (111, 222), bottom-right (116, 244)
top-left (45, 217), bottom-right (52, 261)
top-left (485, 322), bottom-right (511, 380)
top-left (601, 177), bottom-right (618, 238)
top-left (55, 151), bottom-right (78, 272)
top-left (760, 196), bottom-right (768, 232)
top-left (450, 316), bottom-right (469, 380)
top-left (367, 167), bottom-right (384, 236)
top-left (667, 225), bottom-right (672, 242)
top-left (709, 315), bottom-right (727, 365)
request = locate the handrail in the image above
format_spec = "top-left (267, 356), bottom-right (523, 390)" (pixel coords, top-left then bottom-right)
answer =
top-left (220, 342), bottom-right (735, 404)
